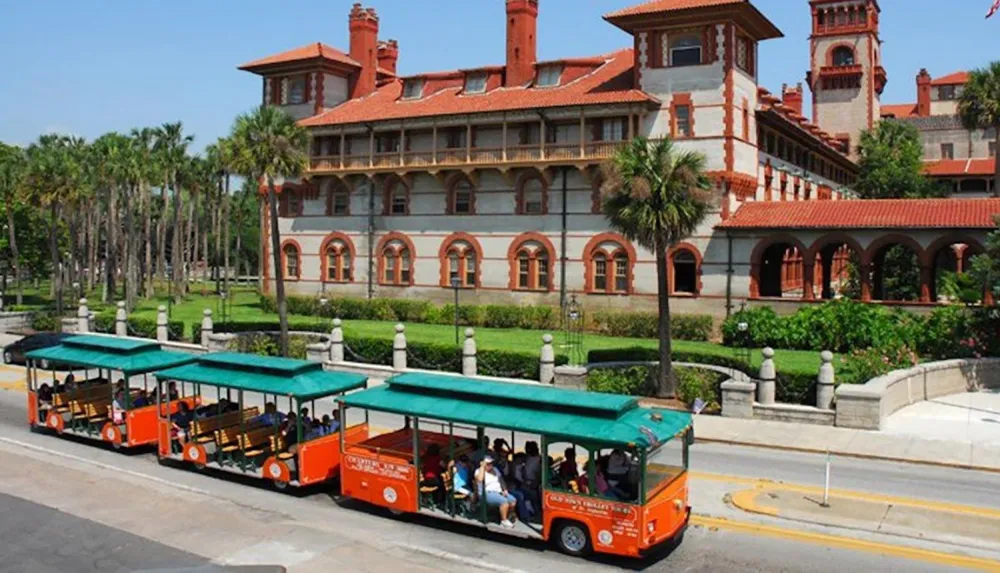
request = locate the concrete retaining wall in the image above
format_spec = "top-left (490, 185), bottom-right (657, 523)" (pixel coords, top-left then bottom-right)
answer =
top-left (835, 358), bottom-right (1000, 430)
top-left (0, 312), bottom-right (32, 333)
top-left (721, 379), bottom-right (835, 426)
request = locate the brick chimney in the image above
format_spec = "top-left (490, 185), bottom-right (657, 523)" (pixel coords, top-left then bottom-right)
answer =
top-left (916, 68), bottom-right (932, 117)
top-left (782, 82), bottom-right (804, 116)
top-left (349, 4), bottom-right (379, 99)
top-left (377, 39), bottom-right (399, 75)
top-left (505, 0), bottom-right (538, 88)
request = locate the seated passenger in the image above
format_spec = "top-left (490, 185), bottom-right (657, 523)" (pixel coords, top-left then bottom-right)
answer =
top-left (558, 447), bottom-right (579, 482)
top-left (306, 419), bottom-right (325, 440)
top-left (282, 412), bottom-right (300, 454)
top-left (470, 435), bottom-right (491, 466)
top-left (63, 373), bottom-right (77, 392)
top-left (172, 401), bottom-right (194, 441)
top-left (421, 443), bottom-right (445, 494)
top-left (132, 391), bottom-right (149, 408)
top-left (606, 449), bottom-right (631, 494)
top-left (491, 438), bottom-right (512, 475)
top-left (112, 390), bottom-right (127, 424)
top-left (251, 402), bottom-right (284, 427)
top-left (476, 456), bottom-right (517, 529)
top-left (167, 381), bottom-right (180, 401)
top-left (452, 455), bottom-right (473, 496)
top-left (37, 383), bottom-right (53, 407)
top-left (299, 407), bottom-right (311, 426)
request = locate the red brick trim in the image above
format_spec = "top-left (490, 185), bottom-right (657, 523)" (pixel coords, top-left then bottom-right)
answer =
top-left (582, 232), bottom-right (636, 295)
top-left (506, 232), bottom-right (556, 292)
top-left (280, 238), bottom-right (302, 282)
top-left (319, 232), bottom-right (356, 283)
top-left (438, 232), bottom-right (483, 288)
top-left (923, 235), bottom-right (986, 266)
top-left (825, 43), bottom-right (859, 67)
top-left (808, 233), bottom-right (864, 261)
top-left (376, 232), bottom-right (417, 286)
top-left (313, 72), bottom-right (325, 115)
top-left (749, 234), bottom-right (809, 299)
top-left (668, 242), bottom-right (702, 296)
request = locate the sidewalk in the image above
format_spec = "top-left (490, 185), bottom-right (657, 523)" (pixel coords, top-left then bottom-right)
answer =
top-left (693, 415), bottom-right (1000, 472)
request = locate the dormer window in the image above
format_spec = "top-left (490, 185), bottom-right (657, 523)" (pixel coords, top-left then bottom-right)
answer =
top-left (288, 75), bottom-right (307, 104)
top-left (402, 79), bottom-right (424, 100)
top-left (670, 35), bottom-right (702, 67)
top-left (832, 46), bottom-right (855, 67)
top-left (536, 65), bottom-right (563, 88)
top-left (464, 73), bottom-right (488, 94)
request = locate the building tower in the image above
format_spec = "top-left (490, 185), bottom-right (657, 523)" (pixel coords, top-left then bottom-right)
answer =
top-left (807, 0), bottom-right (886, 156)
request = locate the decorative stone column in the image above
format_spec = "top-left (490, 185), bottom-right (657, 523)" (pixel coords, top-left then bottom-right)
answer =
top-left (757, 347), bottom-right (776, 405)
top-left (156, 305), bottom-right (169, 342)
top-left (553, 365), bottom-right (588, 390)
top-left (115, 302), bottom-right (128, 337)
top-left (200, 309), bottom-right (214, 348)
top-left (721, 380), bottom-right (757, 418)
top-left (206, 333), bottom-right (237, 352)
top-left (539, 334), bottom-right (555, 385)
top-left (817, 350), bottom-right (835, 410)
top-left (330, 318), bottom-right (344, 363)
top-left (306, 342), bottom-right (328, 362)
top-left (919, 265), bottom-right (933, 303)
top-left (859, 263), bottom-right (872, 302)
top-left (77, 298), bottom-right (90, 334)
top-left (801, 261), bottom-right (815, 301)
top-left (462, 328), bottom-right (477, 377)
top-left (393, 324), bottom-right (407, 371)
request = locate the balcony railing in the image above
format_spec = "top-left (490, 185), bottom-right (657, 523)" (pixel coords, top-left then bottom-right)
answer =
top-left (309, 138), bottom-right (633, 173)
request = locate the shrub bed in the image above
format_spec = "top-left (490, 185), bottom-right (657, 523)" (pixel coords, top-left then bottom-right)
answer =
top-left (587, 364), bottom-right (727, 409)
top-left (262, 294), bottom-right (709, 341)
top-left (92, 311), bottom-right (184, 341)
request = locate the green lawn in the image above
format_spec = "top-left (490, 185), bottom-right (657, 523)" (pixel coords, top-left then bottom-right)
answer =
top-left (123, 289), bottom-right (824, 377)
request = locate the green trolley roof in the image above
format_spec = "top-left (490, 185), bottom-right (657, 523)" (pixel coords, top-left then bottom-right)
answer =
top-left (153, 352), bottom-right (368, 401)
top-left (341, 374), bottom-right (691, 449)
top-left (25, 335), bottom-right (197, 375)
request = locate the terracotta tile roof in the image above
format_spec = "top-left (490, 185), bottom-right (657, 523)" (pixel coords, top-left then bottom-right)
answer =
top-left (605, 0), bottom-right (744, 18)
top-left (924, 158), bottom-right (997, 177)
top-left (718, 198), bottom-right (1000, 230)
top-left (930, 71), bottom-right (969, 86)
top-left (880, 103), bottom-right (918, 119)
top-left (757, 87), bottom-right (849, 156)
top-left (300, 49), bottom-right (657, 127)
top-left (239, 42), bottom-right (360, 71)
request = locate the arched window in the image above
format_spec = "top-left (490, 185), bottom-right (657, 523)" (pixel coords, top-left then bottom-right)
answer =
top-left (671, 247), bottom-right (700, 295)
top-left (324, 241), bottom-right (352, 283)
top-left (518, 177), bottom-right (547, 215)
top-left (585, 235), bottom-right (633, 294)
top-left (282, 243), bottom-right (300, 280)
top-left (327, 182), bottom-right (350, 216)
top-left (440, 235), bottom-right (480, 288)
top-left (613, 253), bottom-right (629, 292)
top-left (381, 244), bottom-right (412, 286)
top-left (449, 178), bottom-right (476, 215)
top-left (669, 34), bottom-right (703, 67)
top-left (383, 178), bottom-right (409, 216)
top-left (832, 46), bottom-right (855, 67)
top-left (509, 235), bottom-right (554, 291)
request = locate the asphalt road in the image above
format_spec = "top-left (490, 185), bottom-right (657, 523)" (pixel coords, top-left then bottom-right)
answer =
top-left (0, 364), bottom-right (996, 571)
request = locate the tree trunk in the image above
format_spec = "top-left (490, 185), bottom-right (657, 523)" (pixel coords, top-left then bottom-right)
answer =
top-left (213, 178), bottom-right (222, 292)
top-left (234, 227), bottom-right (241, 290)
top-left (143, 180), bottom-right (153, 298)
top-left (4, 199), bottom-right (22, 305)
top-left (170, 173), bottom-right (184, 302)
top-left (125, 185), bottom-right (139, 310)
top-left (994, 126), bottom-right (999, 198)
top-left (655, 240), bottom-right (675, 398)
top-left (185, 194), bottom-right (195, 295)
top-left (258, 196), bottom-right (266, 292)
top-left (157, 177), bottom-right (169, 282)
top-left (223, 175), bottom-right (231, 293)
top-left (87, 207), bottom-right (99, 293)
top-left (202, 205), bottom-right (209, 296)
top-left (49, 204), bottom-right (63, 318)
top-left (105, 183), bottom-right (119, 303)
top-left (267, 178), bottom-right (288, 356)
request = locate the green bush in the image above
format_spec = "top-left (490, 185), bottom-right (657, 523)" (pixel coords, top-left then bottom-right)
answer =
top-left (215, 319), bottom-right (331, 335)
top-left (30, 312), bottom-right (57, 332)
top-left (127, 316), bottom-right (184, 341)
top-left (484, 305), bottom-right (522, 329)
top-left (593, 311), bottom-right (714, 341)
top-left (838, 342), bottom-right (919, 386)
top-left (676, 368), bottom-right (726, 409)
top-left (587, 364), bottom-right (725, 408)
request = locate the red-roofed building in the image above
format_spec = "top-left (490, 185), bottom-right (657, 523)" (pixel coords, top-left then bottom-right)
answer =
top-left (236, 1), bottom-right (997, 315)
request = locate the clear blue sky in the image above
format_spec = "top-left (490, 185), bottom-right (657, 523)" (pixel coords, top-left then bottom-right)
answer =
top-left (1, 0), bottom-right (996, 151)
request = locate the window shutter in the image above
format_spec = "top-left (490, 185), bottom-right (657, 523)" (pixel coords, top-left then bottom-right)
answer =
top-left (270, 78), bottom-right (281, 105)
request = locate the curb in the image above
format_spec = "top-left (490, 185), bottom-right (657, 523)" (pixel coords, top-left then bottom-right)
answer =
top-left (696, 437), bottom-right (1000, 475)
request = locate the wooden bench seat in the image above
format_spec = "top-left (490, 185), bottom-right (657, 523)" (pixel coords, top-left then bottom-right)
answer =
top-left (268, 435), bottom-right (294, 460)
top-left (83, 401), bottom-right (111, 423)
top-left (52, 384), bottom-right (109, 411)
top-left (189, 408), bottom-right (259, 443)
top-left (235, 428), bottom-right (276, 457)
top-left (217, 426), bottom-right (274, 455)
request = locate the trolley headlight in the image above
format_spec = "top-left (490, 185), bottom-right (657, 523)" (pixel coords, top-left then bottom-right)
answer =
top-left (647, 520), bottom-right (656, 533)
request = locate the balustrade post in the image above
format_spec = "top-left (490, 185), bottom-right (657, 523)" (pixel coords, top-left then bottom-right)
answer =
top-left (539, 334), bottom-right (555, 384)
top-left (156, 305), bottom-right (169, 342)
top-left (462, 328), bottom-right (477, 377)
top-left (757, 347), bottom-right (776, 405)
top-left (817, 351), bottom-right (835, 410)
top-left (393, 323), bottom-right (407, 371)
top-left (330, 318), bottom-right (345, 363)
top-left (115, 302), bottom-right (128, 337)
top-left (77, 298), bottom-right (90, 334)
top-left (200, 309), bottom-right (214, 348)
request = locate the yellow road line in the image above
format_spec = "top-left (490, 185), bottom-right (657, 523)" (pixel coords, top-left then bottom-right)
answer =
top-left (0, 380), bottom-right (26, 392)
top-left (692, 515), bottom-right (1000, 572)
top-left (692, 471), bottom-right (1000, 519)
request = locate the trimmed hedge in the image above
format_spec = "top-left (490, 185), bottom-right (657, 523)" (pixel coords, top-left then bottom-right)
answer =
top-left (92, 311), bottom-right (184, 341)
top-left (586, 346), bottom-right (816, 405)
top-left (261, 294), bottom-right (709, 340)
top-left (587, 364), bottom-right (726, 408)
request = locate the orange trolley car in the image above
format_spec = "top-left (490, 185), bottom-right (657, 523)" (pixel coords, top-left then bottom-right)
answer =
top-left (153, 352), bottom-right (368, 490)
top-left (25, 335), bottom-right (197, 449)
top-left (338, 373), bottom-right (693, 558)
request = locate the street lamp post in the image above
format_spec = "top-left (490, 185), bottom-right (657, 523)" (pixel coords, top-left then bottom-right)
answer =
top-left (319, 296), bottom-right (329, 329)
top-left (451, 277), bottom-right (461, 345)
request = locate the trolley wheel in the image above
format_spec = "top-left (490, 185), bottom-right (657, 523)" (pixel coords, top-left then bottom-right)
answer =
top-left (2, 351), bottom-right (12, 364)
top-left (272, 480), bottom-right (289, 491)
top-left (38, 359), bottom-right (50, 370)
top-left (554, 520), bottom-right (593, 557)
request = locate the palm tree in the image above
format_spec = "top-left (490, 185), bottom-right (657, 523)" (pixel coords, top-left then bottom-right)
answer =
top-left (958, 61), bottom-right (1000, 197)
top-left (229, 106), bottom-right (308, 356)
top-left (92, 132), bottom-right (132, 302)
top-left (154, 122), bottom-right (193, 302)
top-left (0, 143), bottom-right (26, 304)
top-left (130, 127), bottom-right (158, 298)
top-left (600, 138), bottom-right (711, 398)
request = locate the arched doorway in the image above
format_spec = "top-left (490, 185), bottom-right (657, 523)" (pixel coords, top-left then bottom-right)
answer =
top-left (927, 237), bottom-right (985, 303)
top-left (867, 238), bottom-right (925, 302)
top-left (759, 243), bottom-right (805, 298)
top-left (810, 235), bottom-right (864, 300)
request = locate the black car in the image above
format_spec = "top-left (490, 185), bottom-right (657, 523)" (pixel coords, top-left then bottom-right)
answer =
top-left (2, 332), bottom-right (72, 367)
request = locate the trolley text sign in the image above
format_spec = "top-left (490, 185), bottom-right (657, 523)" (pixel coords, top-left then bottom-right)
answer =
top-left (344, 454), bottom-right (415, 481)
top-left (545, 492), bottom-right (640, 539)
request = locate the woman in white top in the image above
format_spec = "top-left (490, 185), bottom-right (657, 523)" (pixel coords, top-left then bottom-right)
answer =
top-left (475, 455), bottom-right (518, 528)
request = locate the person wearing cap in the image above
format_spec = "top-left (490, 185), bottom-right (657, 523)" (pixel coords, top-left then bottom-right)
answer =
top-left (475, 455), bottom-right (518, 528)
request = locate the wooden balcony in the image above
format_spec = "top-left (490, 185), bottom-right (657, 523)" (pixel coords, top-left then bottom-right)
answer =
top-left (308, 139), bottom-right (634, 175)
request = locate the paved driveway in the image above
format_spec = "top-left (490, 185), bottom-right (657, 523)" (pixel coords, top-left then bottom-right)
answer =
top-left (884, 389), bottom-right (1000, 443)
